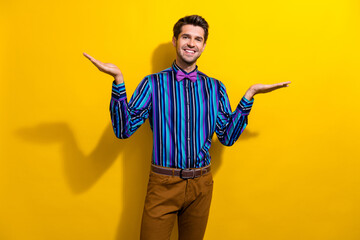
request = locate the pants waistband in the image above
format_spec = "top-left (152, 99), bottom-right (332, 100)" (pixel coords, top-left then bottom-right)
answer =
top-left (151, 164), bottom-right (211, 179)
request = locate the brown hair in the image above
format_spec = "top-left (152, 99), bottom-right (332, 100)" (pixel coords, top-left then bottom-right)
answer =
top-left (173, 15), bottom-right (209, 43)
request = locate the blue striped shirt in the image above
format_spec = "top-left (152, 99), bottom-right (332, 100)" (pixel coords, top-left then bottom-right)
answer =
top-left (110, 61), bottom-right (254, 169)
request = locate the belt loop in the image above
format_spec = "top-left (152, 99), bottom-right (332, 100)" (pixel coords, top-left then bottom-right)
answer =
top-left (172, 169), bottom-right (174, 176)
top-left (201, 168), bottom-right (203, 175)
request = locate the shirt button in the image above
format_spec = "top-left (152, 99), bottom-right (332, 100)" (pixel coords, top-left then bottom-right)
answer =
top-left (188, 138), bottom-right (190, 141)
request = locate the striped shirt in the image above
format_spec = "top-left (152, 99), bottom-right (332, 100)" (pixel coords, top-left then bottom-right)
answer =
top-left (110, 61), bottom-right (254, 169)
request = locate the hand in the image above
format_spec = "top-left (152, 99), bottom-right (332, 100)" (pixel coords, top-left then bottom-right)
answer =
top-left (83, 52), bottom-right (124, 84)
top-left (244, 81), bottom-right (291, 100)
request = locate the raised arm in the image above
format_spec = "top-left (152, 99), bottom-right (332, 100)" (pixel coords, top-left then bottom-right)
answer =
top-left (83, 52), bottom-right (152, 139)
top-left (215, 81), bottom-right (291, 146)
top-left (215, 81), bottom-right (254, 146)
top-left (110, 78), bottom-right (152, 138)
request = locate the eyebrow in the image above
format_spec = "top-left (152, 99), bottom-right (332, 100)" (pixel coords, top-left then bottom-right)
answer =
top-left (181, 33), bottom-right (204, 40)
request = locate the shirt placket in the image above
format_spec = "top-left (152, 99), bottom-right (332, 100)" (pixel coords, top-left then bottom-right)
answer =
top-left (185, 79), bottom-right (191, 168)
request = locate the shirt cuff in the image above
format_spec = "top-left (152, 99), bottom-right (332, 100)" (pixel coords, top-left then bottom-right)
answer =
top-left (236, 96), bottom-right (254, 116)
top-left (111, 81), bottom-right (127, 101)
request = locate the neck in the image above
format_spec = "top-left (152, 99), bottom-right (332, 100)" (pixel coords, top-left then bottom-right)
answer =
top-left (175, 58), bottom-right (196, 73)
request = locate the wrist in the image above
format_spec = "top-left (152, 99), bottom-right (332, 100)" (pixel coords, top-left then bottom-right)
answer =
top-left (244, 88), bottom-right (256, 101)
top-left (114, 75), bottom-right (124, 85)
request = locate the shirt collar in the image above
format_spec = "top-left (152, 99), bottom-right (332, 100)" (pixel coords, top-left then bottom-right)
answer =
top-left (171, 60), bottom-right (198, 75)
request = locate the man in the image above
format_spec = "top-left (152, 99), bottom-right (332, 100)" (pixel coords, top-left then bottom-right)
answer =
top-left (84, 15), bottom-right (290, 240)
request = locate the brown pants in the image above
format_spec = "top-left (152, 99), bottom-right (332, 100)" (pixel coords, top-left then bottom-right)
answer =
top-left (140, 170), bottom-right (214, 240)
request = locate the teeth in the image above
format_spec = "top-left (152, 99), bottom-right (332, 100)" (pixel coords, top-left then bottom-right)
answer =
top-left (185, 50), bottom-right (195, 53)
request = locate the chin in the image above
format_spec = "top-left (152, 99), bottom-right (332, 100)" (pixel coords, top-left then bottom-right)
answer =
top-left (181, 56), bottom-right (199, 65)
top-left (184, 60), bottom-right (196, 65)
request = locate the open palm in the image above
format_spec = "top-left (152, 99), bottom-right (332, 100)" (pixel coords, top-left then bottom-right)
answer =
top-left (252, 82), bottom-right (291, 94)
top-left (83, 52), bottom-right (122, 79)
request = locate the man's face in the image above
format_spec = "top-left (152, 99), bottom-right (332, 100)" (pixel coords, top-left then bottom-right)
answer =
top-left (172, 24), bottom-right (206, 65)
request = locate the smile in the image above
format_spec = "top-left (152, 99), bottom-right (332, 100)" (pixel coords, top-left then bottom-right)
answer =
top-left (184, 49), bottom-right (196, 54)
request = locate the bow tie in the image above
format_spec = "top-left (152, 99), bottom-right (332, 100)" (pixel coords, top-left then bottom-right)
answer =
top-left (176, 70), bottom-right (197, 82)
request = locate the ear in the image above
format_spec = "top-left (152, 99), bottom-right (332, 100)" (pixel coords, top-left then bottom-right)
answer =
top-left (172, 36), bottom-right (176, 47)
top-left (200, 42), bottom-right (206, 53)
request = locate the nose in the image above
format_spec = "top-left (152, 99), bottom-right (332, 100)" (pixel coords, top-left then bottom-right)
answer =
top-left (187, 38), bottom-right (195, 47)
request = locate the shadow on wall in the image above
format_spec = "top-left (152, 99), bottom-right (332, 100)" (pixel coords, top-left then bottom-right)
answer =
top-left (15, 42), bottom-right (258, 240)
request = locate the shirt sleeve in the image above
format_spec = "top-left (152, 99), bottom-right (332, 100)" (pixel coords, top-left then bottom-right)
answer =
top-left (215, 81), bottom-right (254, 146)
top-left (109, 77), bottom-right (152, 139)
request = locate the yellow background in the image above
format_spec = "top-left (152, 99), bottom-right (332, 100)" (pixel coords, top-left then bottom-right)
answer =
top-left (1, 0), bottom-right (360, 239)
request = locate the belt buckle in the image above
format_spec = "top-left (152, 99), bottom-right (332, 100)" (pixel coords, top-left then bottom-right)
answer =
top-left (180, 168), bottom-right (195, 179)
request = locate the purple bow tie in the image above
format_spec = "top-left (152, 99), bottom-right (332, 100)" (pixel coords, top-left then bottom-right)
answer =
top-left (176, 71), bottom-right (197, 82)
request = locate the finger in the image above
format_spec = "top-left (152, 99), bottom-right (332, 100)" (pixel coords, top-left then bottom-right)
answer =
top-left (281, 81), bottom-right (291, 87)
top-left (83, 52), bottom-right (99, 63)
top-left (280, 81), bottom-right (291, 87)
top-left (272, 81), bottom-right (291, 88)
top-left (83, 52), bottom-right (94, 61)
top-left (83, 52), bottom-right (104, 68)
top-left (269, 85), bottom-right (286, 91)
top-left (275, 81), bottom-right (291, 85)
top-left (262, 83), bottom-right (289, 92)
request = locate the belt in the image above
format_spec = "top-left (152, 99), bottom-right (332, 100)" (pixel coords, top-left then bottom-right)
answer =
top-left (151, 164), bottom-right (211, 179)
